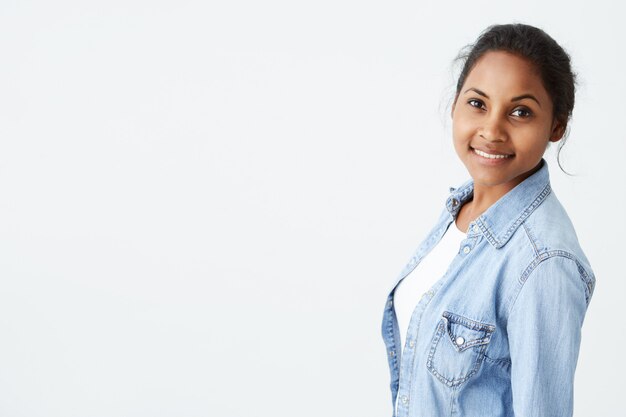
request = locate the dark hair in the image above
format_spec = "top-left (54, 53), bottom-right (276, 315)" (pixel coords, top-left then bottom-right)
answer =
top-left (451, 23), bottom-right (577, 175)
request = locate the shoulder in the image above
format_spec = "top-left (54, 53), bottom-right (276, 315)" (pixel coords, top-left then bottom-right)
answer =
top-left (524, 188), bottom-right (593, 271)
top-left (511, 189), bottom-right (596, 309)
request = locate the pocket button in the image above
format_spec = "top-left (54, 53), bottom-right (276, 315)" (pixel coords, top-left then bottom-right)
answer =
top-left (455, 336), bottom-right (465, 346)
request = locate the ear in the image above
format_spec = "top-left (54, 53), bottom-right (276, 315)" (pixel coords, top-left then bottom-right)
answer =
top-left (549, 119), bottom-right (566, 142)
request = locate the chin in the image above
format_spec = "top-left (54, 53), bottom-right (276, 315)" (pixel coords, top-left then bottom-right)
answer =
top-left (470, 173), bottom-right (509, 187)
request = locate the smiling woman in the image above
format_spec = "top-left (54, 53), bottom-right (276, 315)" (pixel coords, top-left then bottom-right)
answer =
top-left (382, 23), bottom-right (596, 417)
top-left (451, 50), bottom-right (566, 231)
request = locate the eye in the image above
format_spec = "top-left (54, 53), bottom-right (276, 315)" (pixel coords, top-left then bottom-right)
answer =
top-left (467, 99), bottom-right (485, 109)
top-left (511, 107), bottom-right (533, 118)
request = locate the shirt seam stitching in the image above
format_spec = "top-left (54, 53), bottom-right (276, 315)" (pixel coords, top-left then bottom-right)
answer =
top-left (522, 222), bottom-right (540, 257)
top-left (507, 251), bottom-right (593, 320)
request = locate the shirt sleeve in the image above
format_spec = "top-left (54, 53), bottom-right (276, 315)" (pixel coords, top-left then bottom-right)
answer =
top-left (507, 255), bottom-right (591, 417)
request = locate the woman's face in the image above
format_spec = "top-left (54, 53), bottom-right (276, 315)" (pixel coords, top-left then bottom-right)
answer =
top-left (451, 50), bottom-right (564, 192)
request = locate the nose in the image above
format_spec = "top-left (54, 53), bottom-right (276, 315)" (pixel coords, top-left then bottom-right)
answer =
top-left (480, 113), bottom-right (507, 142)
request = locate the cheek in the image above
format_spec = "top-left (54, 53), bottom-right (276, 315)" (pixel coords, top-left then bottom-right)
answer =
top-left (452, 116), bottom-right (473, 143)
top-left (516, 127), bottom-right (551, 151)
top-left (512, 136), bottom-right (550, 159)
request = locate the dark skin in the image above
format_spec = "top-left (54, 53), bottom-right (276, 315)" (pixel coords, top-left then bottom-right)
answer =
top-left (454, 162), bottom-right (544, 232)
top-left (450, 51), bottom-right (566, 233)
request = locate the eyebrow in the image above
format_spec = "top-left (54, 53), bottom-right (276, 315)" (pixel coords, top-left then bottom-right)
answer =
top-left (464, 87), bottom-right (542, 108)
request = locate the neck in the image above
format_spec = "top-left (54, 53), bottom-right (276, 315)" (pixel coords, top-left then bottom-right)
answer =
top-left (467, 160), bottom-right (544, 219)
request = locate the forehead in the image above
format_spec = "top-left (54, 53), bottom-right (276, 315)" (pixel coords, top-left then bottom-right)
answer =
top-left (464, 51), bottom-right (549, 99)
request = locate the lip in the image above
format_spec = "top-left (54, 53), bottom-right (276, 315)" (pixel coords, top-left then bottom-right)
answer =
top-left (470, 146), bottom-right (515, 156)
top-left (470, 146), bottom-right (515, 166)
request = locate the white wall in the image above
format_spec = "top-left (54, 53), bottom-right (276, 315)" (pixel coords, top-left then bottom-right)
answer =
top-left (0, 1), bottom-right (622, 416)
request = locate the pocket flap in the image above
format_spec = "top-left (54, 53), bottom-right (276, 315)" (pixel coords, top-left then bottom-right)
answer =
top-left (442, 311), bottom-right (496, 352)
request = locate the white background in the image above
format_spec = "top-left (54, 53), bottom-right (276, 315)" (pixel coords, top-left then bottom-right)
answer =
top-left (0, 1), bottom-right (623, 416)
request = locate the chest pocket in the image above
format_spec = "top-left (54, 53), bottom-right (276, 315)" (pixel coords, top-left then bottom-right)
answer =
top-left (426, 310), bottom-right (496, 388)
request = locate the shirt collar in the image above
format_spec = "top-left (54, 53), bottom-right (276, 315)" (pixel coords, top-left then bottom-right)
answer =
top-left (445, 157), bottom-right (552, 249)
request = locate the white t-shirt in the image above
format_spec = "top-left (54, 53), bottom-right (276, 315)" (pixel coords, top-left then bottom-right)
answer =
top-left (394, 219), bottom-right (467, 352)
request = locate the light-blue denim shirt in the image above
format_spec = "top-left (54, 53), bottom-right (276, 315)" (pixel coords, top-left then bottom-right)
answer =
top-left (381, 158), bottom-right (596, 417)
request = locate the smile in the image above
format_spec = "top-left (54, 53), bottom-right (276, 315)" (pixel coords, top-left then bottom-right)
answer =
top-left (472, 148), bottom-right (513, 159)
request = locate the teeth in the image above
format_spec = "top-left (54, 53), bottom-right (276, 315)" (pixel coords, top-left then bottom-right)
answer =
top-left (473, 148), bottom-right (512, 159)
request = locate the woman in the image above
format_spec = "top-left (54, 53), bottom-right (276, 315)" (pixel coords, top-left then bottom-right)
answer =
top-left (381, 23), bottom-right (596, 417)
